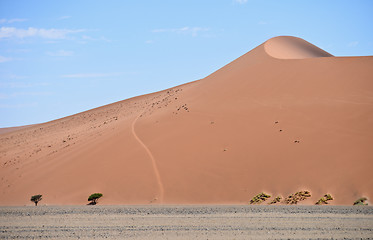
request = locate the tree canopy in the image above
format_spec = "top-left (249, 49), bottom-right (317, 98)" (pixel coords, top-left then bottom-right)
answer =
top-left (88, 193), bottom-right (103, 205)
top-left (30, 194), bottom-right (42, 206)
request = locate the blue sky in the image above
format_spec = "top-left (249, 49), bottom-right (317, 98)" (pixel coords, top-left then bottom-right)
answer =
top-left (0, 0), bottom-right (372, 127)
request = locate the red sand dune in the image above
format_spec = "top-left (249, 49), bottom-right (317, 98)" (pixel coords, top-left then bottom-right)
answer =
top-left (1, 36), bottom-right (372, 206)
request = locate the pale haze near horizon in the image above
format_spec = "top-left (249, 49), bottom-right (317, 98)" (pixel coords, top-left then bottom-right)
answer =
top-left (0, 0), bottom-right (372, 127)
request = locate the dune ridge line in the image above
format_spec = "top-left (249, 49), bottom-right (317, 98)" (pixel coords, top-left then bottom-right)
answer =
top-left (131, 113), bottom-right (165, 203)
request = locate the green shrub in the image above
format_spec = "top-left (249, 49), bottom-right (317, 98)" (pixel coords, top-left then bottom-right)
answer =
top-left (249, 192), bottom-right (271, 204)
top-left (353, 197), bottom-right (368, 206)
top-left (269, 196), bottom-right (282, 205)
top-left (315, 194), bottom-right (333, 205)
top-left (284, 191), bottom-right (311, 205)
top-left (88, 193), bottom-right (103, 205)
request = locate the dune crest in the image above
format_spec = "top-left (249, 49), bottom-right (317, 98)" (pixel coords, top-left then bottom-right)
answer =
top-left (264, 36), bottom-right (334, 59)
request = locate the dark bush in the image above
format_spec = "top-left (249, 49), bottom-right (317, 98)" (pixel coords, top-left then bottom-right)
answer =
top-left (30, 194), bottom-right (42, 206)
top-left (353, 197), bottom-right (368, 206)
top-left (284, 191), bottom-right (311, 205)
top-left (315, 194), bottom-right (333, 205)
top-left (249, 192), bottom-right (271, 204)
top-left (88, 193), bottom-right (103, 205)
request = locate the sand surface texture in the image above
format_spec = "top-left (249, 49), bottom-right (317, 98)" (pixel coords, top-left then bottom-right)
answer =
top-left (0, 206), bottom-right (372, 239)
top-left (0, 36), bottom-right (372, 205)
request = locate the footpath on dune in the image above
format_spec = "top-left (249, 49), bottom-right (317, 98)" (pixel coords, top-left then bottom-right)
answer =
top-left (131, 113), bottom-right (165, 203)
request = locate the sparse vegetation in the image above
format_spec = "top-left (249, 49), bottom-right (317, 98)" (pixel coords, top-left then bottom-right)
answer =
top-left (269, 196), bottom-right (282, 205)
top-left (353, 197), bottom-right (368, 206)
top-left (315, 194), bottom-right (333, 205)
top-left (30, 194), bottom-right (42, 206)
top-left (249, 192), bottom-right (271, 204)
top-left (284, 191), bottom-right (311, 205)
top-left (88, 193), bottom-right (103, 205)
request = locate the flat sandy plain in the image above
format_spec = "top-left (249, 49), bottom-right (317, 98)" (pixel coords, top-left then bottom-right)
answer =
top-left (1, 205), bottom-right (372, 239)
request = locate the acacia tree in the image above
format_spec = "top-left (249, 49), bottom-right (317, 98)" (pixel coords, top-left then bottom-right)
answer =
top-left (88, 193), bottom-right (103, 205)
top-left (30, 194), bottom-right (42, 206)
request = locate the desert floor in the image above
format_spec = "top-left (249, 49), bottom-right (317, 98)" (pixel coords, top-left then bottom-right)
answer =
top-left (0, 205), bottom-right (372, 239)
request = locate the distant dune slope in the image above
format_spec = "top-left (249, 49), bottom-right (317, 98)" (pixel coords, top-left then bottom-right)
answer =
top-left (1, 36), bottom-right (372, 205)
top-left (0, 125), bottom-right (36, 135)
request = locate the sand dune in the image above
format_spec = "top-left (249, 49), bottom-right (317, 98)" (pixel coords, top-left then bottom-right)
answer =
top-left (0, 36), bottom-right (372, 205)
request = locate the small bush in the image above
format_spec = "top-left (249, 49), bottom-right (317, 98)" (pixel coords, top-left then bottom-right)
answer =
top-left (30, 194), bottom-right (42, 206)
top-left (284, 191), bottom-right (311, 205)
top-left (269, 196), bottom-right (282, 205)
top-left (353, 197), bottom-right (368, 206)
top-left (249, 192), bottom-right (271, 204)
top-left (88, 193), bottom-right (103, 205)
top-left (315, 194), bottom-right (333, 205)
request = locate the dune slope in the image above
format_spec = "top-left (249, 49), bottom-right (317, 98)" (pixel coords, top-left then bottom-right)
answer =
top-left (1, 36), bottom-right (372, 205)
